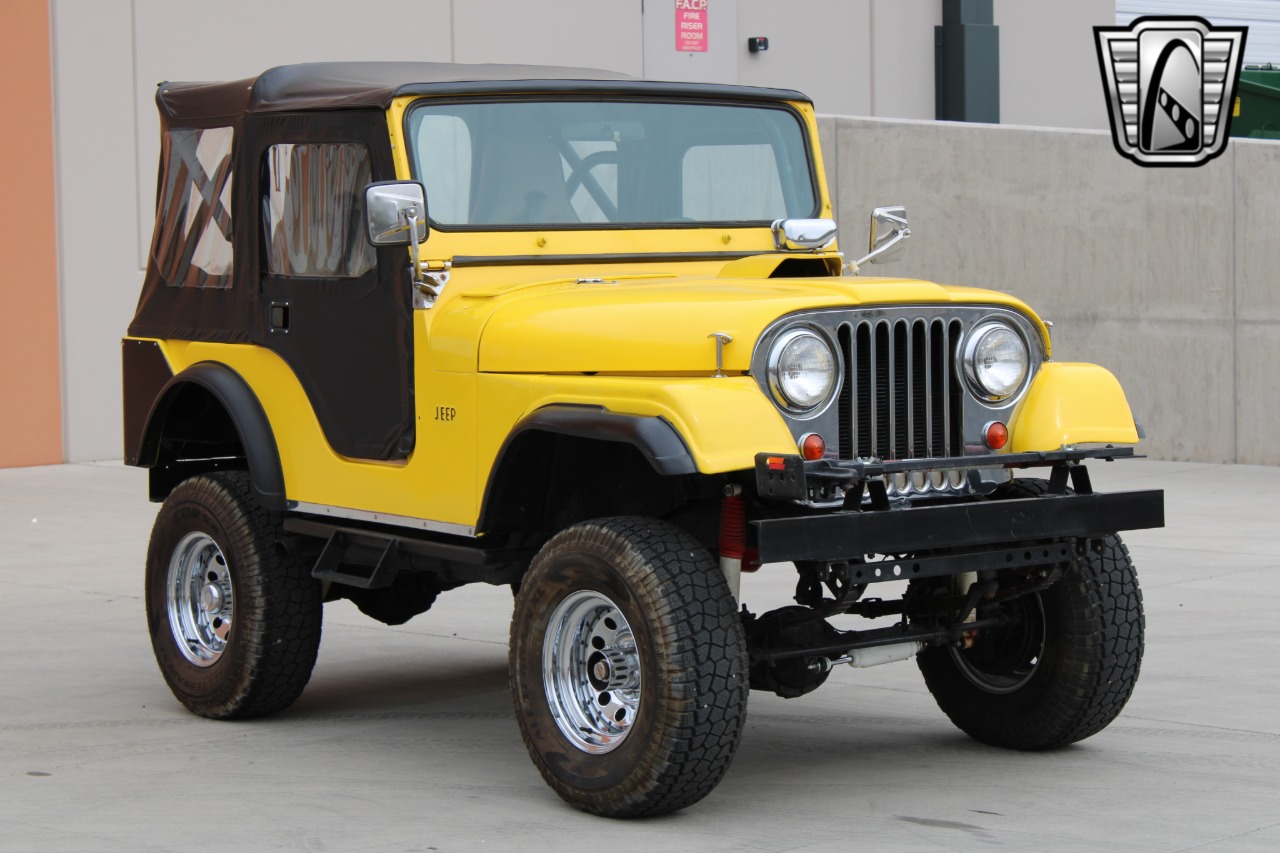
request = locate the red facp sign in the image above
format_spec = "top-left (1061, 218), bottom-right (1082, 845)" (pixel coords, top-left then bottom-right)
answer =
top-left (676, 0), bottom-right (708, 53)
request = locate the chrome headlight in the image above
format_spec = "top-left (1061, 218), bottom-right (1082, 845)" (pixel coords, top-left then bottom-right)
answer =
top-left (768, 329), bottom-right (837, 411)
top-left (963, 322), bottom-right (1028, 401)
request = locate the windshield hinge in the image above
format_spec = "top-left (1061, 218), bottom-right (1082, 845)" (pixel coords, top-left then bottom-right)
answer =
top-left (419, 258), bottom-right (450, 285)
top-left (414, 259), bottom-right (452, 307)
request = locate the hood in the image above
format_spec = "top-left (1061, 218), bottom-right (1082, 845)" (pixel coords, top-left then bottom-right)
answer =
top-left (468, 274), bottom-right (1009, 374)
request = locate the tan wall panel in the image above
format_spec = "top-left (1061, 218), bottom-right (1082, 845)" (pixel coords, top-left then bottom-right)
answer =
top-left (869, 0), bottom-right (940, 119)
top-left (996, 0), bottom-right (1114, 130)
top-left (455, 0), bottom-right (641, 75)
top-left (52, 0), bottom-right (146, 464)
top-left (737, 0), bottom-right (869, 116)
top-left (0, 0), bottom-right (63, 467)
top-left (644, 0), bottom-right (738, 84)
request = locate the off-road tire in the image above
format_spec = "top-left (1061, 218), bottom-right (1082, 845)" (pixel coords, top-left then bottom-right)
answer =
top-left (509, 517), bottom-right (749, 818)
top-left (145, 472), bottom-right (322, 719)
top-left (916, 477), bottom-right (1144, 750)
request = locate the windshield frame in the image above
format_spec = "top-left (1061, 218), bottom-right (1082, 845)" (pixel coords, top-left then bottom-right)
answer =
top-left (402, 95), bottom-right (820, 232)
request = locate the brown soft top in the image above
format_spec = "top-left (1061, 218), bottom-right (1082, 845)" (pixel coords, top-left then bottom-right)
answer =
top-left (155, 61), bottom-right (811, 122)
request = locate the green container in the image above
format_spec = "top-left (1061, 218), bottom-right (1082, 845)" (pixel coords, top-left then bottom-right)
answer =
top-left (1231, 65), bottom-right (1280, 139)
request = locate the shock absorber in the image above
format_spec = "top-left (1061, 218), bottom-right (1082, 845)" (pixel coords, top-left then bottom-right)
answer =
top-left (719, 485), bottom-right (746, 600)
top-left (719, 485), bottom-right (760, 600)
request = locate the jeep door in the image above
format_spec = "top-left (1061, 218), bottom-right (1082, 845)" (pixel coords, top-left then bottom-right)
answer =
top-left (247, 111), bottom-right (415, 461)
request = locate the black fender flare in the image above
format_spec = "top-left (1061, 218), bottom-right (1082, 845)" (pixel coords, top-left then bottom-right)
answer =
top-left (137, 362), bottom-right (286, 511)
top-left (476, 404), bottom-right (697, 532)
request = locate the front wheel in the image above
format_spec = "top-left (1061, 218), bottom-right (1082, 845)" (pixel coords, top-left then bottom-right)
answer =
top-left (917, 525), bottom-right (1144, 750)
top-left (509, 517), bottom-right (748, 818)
top-left (916, 476), bottom-right (1145, 750)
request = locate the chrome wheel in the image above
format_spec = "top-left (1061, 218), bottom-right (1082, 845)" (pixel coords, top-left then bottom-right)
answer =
top-left (146, 473), bottom-right (323, 718)
top-left (166, 531), bottom-right (234, 666)
top-left (542, 590), bottom-right (641, 754)
top-left (511, 518), bottom-right (749, 816)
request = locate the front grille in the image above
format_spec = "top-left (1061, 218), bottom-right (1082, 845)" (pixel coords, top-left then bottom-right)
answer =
top-left (837, 318), bottom-right (964, 460)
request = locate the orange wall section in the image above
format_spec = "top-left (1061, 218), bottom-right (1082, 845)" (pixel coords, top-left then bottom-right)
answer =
top-left (0, 0), bottom-right (63, 467)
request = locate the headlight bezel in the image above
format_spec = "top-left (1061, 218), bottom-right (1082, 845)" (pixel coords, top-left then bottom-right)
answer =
top-left (766, 327), bottom-right (841, 414)
top-left (961, 320), bottom-right (1031, 403)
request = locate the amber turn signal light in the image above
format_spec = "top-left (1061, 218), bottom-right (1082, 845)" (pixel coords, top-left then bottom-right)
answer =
top-left (984, 421), bottom-right (1009, 450)
top-left (800, 433), bottom-right (826, 460)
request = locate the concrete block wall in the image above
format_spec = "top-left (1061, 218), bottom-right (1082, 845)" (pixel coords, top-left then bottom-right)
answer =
top-left (1234, 141), bottom-right (1280, 466)
top-left (820, 116), bottom-right (1279, 465)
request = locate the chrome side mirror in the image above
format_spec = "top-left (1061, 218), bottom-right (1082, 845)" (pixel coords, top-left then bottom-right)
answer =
top-left (771, 218), bottom-right (838, 252)
top-left (850, 205), bottom-right (910, 272)
top-left (365, 181), bottom-right (428, 247)
top-left (365, 181), bottom-right (440, 307)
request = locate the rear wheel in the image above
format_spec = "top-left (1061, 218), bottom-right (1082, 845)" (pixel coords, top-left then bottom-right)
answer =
top-left (145, 472), bottom-right (322, 719)
top-left (509, 517), bottom-right (748, 817)
top-left (916, 478), bottom-right (1145, 750)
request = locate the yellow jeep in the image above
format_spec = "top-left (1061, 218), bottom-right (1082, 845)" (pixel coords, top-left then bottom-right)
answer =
top-left (123, 62), bottom-right (1163, 817)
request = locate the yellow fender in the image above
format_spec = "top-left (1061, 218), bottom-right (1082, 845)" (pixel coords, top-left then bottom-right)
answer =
top-left (1009, 362), bottom-right (1140, 451)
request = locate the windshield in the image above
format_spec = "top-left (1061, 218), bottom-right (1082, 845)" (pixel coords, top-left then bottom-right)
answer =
top-left (406, 99), bottom-right (817, 228)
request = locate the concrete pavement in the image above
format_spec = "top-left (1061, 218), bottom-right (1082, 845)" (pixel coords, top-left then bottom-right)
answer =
top-left (2, 459), bottom-right (1277, 851)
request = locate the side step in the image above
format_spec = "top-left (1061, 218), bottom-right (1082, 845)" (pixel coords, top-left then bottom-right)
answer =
top-left (311, 529), bottom-right (403, 589)
top-left (284, 516), bottom-right (536, 589)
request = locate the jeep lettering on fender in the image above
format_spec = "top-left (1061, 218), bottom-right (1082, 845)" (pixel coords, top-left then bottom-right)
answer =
top-left (123, 62), bottom-right (1164, 818)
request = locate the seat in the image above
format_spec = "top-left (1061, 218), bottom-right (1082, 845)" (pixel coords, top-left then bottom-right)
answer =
top-left (469, 128), bottom-right (578, 225)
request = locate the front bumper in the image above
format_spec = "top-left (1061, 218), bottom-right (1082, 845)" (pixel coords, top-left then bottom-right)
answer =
top-left (751, 448), bottom-right (1164, 568)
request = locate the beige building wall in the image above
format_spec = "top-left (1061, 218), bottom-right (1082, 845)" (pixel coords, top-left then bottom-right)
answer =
top-left (736, 1), bottom-right (943, 119)
top-left (47, 0), bottom-right (1120, 464)
top-left (51, 0), bottom-right (135, 468)
top-left (737, 0), bottom-right (1111, 128)
top-left (870, 1), bottom-right (944, 119)
top-left (646, 0), bottom-right (739, 84)
top-left (736, 0), bottom-right (871, 116)
top-left (996, 0), bottom-right (1114, 130)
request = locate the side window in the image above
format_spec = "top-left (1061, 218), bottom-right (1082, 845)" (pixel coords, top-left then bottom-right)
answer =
top-left (263, 143), bottom-right (375, 278)
top-left (682, 143), bottom-right (787, 221)
top-left (152, 126), bottom-right (235, 289)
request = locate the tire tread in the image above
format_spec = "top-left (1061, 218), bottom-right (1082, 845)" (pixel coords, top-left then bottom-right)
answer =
top-left (146, 472), bottom-right (322, 719)
top-left (510, 516), bottom-right (748, 817)
top-left (917, 477), bottom-right (1144, 750)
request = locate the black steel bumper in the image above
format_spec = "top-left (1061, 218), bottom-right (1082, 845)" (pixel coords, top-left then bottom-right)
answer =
top-left (753, 489), bottom-right (1164, 563)
top-left (751, 448), bottom-right (1164, 565)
